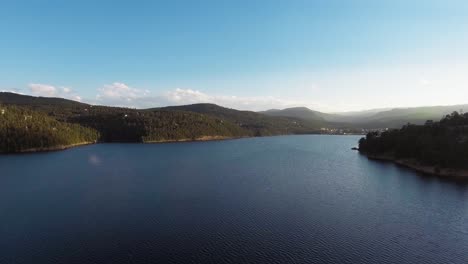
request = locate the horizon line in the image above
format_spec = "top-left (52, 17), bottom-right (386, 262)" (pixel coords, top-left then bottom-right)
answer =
top-left (1, 91), bottom-right (468, 115)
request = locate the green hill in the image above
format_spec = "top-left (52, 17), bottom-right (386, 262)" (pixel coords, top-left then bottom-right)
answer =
top-left (3, 91), bottom-right (466, 154)
top-left (0, 92), bottom-right (87, 108)
top-left (156, 104), bottom-right (324, 135)
top-left (0, 93), bottom-right (325, 152)
top-left (73, 108), bottom-right (249, 142)
top-left (0, 105), bottom-right (99, 153)
top-left (0, 93), bottom-right (253, 143)
top-left (261, 107), bottom-right (326, 121)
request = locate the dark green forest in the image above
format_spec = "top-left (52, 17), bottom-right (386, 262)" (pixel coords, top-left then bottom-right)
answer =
top-left (359, 112), bottom-right (468, 169)
top-left (0, 92), bottom-right (324, 153)
top-left (71, 108), bottom-right (249, 142)
top-left (157, 103), bottom-right (322, 136)
top-left (0, 105), bottom-right (99, 153)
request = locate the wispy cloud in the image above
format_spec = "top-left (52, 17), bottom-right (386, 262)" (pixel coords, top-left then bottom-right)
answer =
top-left (28, 83), bottom-right (82, 101)
top-left (163, 88), bottom-right (303, 111)
top-left (97, 82), bottom-right (149, 101)
top-left (29, 83), bottom-right (56, 96)
top-left (14, 82), bottom-right (329, 111)
top-left (419, 78), bottom-right (431, 86)
top-left (92, 83), bottom-right (306, 111)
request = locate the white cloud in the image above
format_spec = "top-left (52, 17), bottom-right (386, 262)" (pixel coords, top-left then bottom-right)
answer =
top-left (97, 82), bottom-right (149, 101)
top-left (29, 83), bottom-right (56, 96)
top-left (28, 83), bottom-right (82, 101)
top-left (165, 88), bottom-right (210, 104)
top-left (92, 82), bottom-right (322, 111)
top-left (419, 78), bottom-right (431, 86)
top-left (163, 88), bottom-right (304, 111)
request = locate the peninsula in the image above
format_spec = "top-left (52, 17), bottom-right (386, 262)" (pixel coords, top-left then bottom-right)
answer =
top-left (358, 112), bottom-right (468, 178)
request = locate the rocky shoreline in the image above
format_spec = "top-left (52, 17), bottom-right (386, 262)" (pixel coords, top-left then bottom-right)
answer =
top-left (360, 152), bottom-right (468, 179)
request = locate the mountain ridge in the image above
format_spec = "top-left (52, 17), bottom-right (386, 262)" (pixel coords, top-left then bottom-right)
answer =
top-left (2, 91), bottom-right (468, 130)
top-left (262, 104), bottom-right (468, 128)
top-left (0, 93), bottom-right (326, 153)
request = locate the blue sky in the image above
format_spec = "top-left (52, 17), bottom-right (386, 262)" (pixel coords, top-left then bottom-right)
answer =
top-left (1, 0), bottom-right (468, 112)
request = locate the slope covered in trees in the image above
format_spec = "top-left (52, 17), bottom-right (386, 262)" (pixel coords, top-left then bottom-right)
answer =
top-left (0, 105), bottom-right (99, 153)
top-left (157, 104), bottom-right (322, 135)
top-left (71, 108), bottom-right (249, 142)
top-left (0, 93), bottom-right (323, 139)
top-left (358, 112), bottom-right (468, 170)
top-left (0, 93), bottom-right (325, 152)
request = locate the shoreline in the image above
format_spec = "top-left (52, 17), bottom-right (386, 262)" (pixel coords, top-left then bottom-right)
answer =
top-left (143, 135), bottom-right (239, 144)
top-left (1, 134), bottom-right (362, 155)
top-left (2, 141), bottom-right (96, 154)
top-left (360, 152), bottom-right (468, 179)
top-left (0, 136), bottom-right (241, 154)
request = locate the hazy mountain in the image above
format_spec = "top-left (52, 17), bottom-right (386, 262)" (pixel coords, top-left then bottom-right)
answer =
top-left (3, 92), bottom-right (467, 132)
top-left (328, 108), bottom-right (393, 122)
top-left (260, 107), bottom-right (327, 121)
top-left (262, 104), bottom-right (468, 129)
top-left (260, 107), bottom-right (352, 125)
top-left (350, 105), bottom-right (468, 128)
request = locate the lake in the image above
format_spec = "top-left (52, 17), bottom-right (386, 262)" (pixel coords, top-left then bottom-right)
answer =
top-left (1, 135), bottom-right (468, 264)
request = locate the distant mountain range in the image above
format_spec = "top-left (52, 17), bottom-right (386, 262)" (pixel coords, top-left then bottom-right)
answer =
top-left (1, 91), bottom-right (467, 136)
top-left (262, 104), bottom-right (468, 129)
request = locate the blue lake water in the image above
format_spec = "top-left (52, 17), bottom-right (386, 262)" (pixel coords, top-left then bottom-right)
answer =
top-left (1, 135), bottom-right (468, 264)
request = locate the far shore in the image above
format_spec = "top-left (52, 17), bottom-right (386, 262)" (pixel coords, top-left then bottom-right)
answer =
top-left (1, 134), bottom-right (363, 155)
top-left (360, 152), bottom-right (468, 179)
top-left (0, 136), bottom-right (240, 154)
top-left (144, 135), bottom-right (239, 144)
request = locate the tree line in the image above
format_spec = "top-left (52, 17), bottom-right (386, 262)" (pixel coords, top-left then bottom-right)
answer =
top-left (0, 105), bottom-right (99, 153)
top-left (359, 112), bottom-right (468, 169)
top-left (0, 92), bottom-right (325, 153)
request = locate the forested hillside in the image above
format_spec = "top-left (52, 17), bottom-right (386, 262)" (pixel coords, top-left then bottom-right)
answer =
top-left (358, 112), bottom-right (468, 169)
top-left (157, 104), bottom-right (322, 135)
top-left (0, 93), bottom-right (323, 138)
top-left (0, 105), bottom-right (99, 153)
top-left (71, 108), bottom-right (249, 142)
top-left (0, 93), bottom-right (324, 152)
